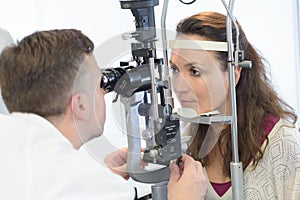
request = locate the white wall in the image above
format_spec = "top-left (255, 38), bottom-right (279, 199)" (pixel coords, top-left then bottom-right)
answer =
top-left (0, 0), bottom-right (299, 145)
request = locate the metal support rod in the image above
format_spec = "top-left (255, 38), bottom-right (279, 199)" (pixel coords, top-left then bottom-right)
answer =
top-left (226, 0), bottom-right (244, 199)
top-left (151, 181), bottom-right (168, 200)
top-left (161, 0), bottom-right (174, 109)
top-left (228, 62), bottom-right (240, 161)
top-left (161, 0), bottom-right (169, 68)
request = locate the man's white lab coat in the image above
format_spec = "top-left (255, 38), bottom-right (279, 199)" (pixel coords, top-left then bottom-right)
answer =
top-left (0, 112), bottom-right (135, 200)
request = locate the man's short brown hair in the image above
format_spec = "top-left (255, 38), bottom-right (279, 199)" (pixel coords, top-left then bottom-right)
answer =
top-left (0, 29), bottom-right (94, 117)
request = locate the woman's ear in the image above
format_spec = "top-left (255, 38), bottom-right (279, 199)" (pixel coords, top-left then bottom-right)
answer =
top-left (234, 66), bottom-right (242, 85)
top-left (70, 93), bottom-right (89, 121)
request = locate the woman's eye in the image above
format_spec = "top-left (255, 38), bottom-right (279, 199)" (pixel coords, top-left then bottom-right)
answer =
top-left (170, 67), bottom-right (179, 74)
top-left (191, 68), bottom-right (201, 76)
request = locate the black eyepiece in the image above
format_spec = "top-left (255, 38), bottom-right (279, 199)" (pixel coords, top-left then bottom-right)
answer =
top-left (100, 67), bottom-right (133, 93)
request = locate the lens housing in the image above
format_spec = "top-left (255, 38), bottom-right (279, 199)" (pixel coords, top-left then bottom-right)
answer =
top-left (100, 67), bottom-right (133, 93)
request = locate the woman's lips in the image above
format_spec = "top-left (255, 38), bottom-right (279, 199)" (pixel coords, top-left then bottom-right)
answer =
top-left (179, 100), bottom-right (196, 107)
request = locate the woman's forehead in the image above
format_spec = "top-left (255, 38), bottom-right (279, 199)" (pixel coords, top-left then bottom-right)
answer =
top-left (171, 48), bottom-right (216, 64)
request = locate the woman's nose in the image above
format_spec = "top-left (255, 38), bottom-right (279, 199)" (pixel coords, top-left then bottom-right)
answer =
top-left (172, 74), bottom-right (190, 94)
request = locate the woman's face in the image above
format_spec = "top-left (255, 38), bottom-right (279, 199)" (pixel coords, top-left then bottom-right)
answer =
top-left (170, 35), bottom-right (229, 115)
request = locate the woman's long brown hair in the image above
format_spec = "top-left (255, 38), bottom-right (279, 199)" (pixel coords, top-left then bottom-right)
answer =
top-left (176, 12), bottom-right (297, 176)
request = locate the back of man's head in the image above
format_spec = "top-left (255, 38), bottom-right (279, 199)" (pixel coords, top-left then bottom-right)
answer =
top-left (0, 29), bottom-right (94, 117)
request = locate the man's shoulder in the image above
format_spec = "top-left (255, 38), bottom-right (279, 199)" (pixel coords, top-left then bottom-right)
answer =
top-left (0, 112), bottom-right (54, 131)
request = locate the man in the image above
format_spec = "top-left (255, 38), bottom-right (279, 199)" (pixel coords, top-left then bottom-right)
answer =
top-left (0, 29), bottom-right (206, 199)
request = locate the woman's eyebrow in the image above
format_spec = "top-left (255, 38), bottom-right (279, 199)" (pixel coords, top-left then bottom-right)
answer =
top-left (169, 61), bottom-right (178, 67)
top-left (169, 61), bottom-right (206, 69)
top-left (184, 62), bottom-right (206, 68)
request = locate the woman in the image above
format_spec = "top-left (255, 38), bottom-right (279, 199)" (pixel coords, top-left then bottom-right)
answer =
top-left (170, 11), bottom-right (299, 199)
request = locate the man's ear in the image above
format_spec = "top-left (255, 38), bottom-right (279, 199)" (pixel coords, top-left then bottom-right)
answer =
top-left (70, 93), bottom-right (89, 121)
top-left (234, 66), bottom-right (242, 85)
